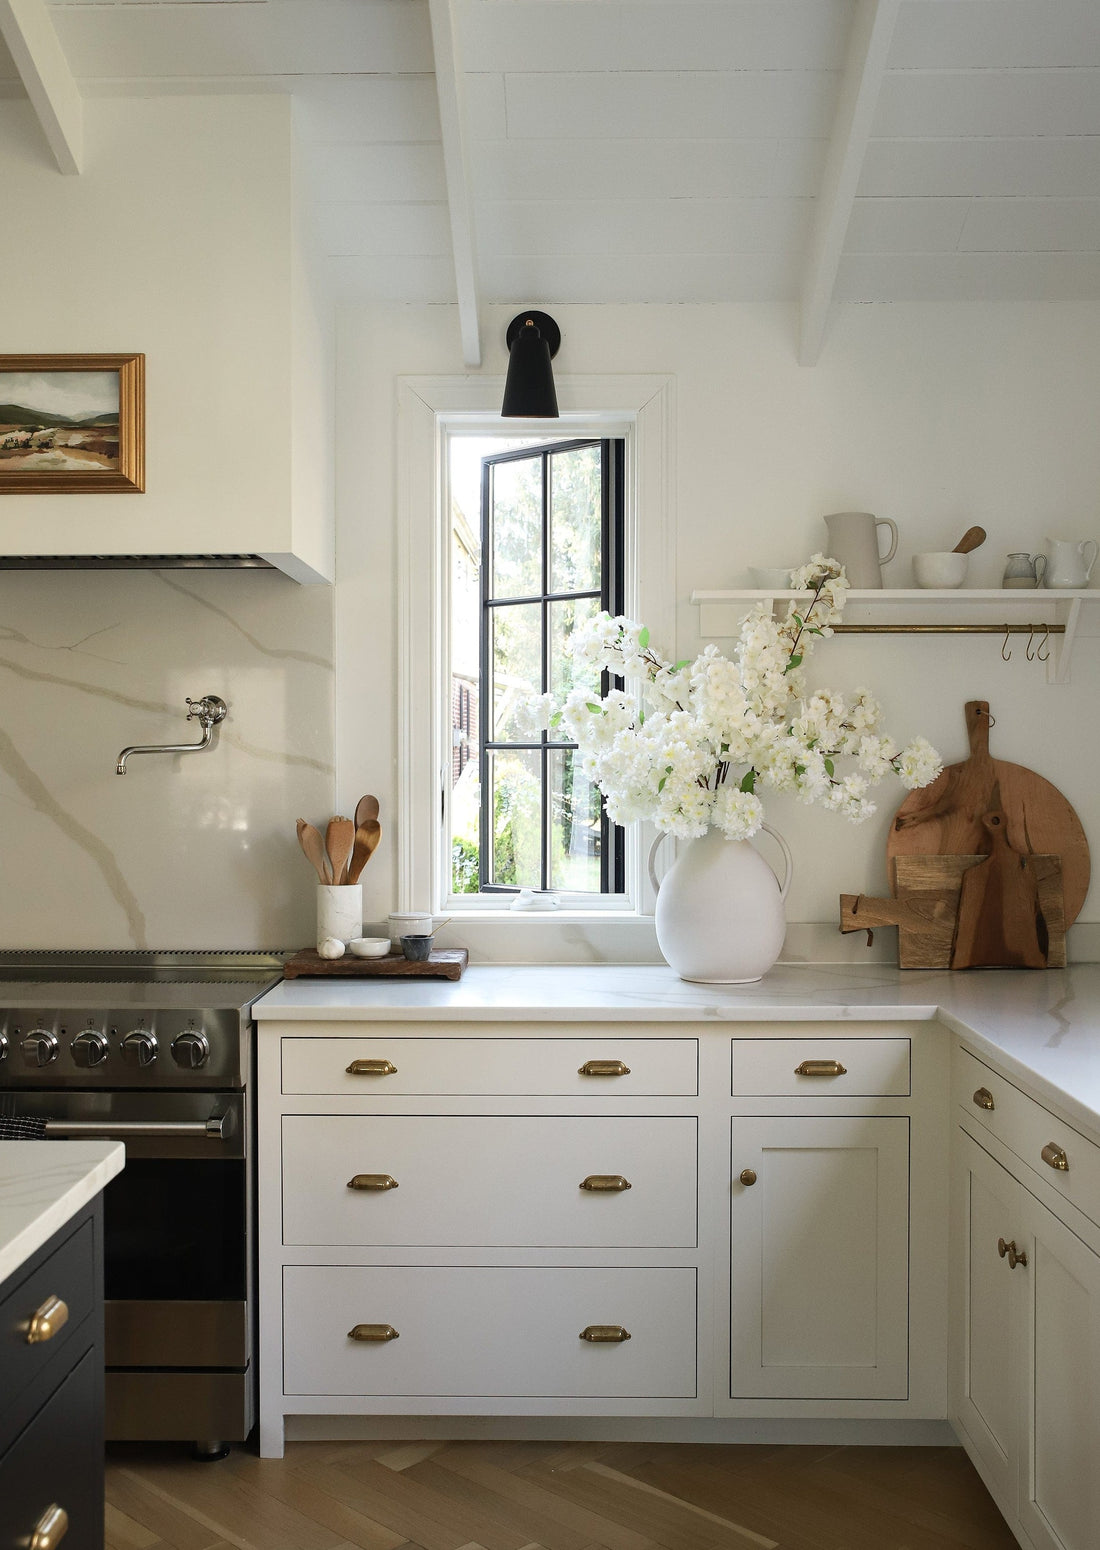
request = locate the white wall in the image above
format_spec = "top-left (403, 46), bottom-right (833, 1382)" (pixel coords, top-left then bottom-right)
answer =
top-left (0, 94), bottom-right (332, 577)
top-left (335, 300), bottom-right (1100, 958)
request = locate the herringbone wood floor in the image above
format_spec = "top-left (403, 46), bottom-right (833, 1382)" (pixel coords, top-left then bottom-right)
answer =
top-left (104, 1439), bottom-right (1018, 1550)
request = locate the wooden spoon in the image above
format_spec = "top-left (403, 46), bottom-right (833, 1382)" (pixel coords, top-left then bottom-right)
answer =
top-left (297, 819), bottom-right (331, 884)
top-left (354, 794), bottom-right (380, 832)
top-left (953, 526), bottom-right (987, 555)
top-left (347, 819), bottom-right (382, 883)
top-left (325, 816), bottom-right (355, 887)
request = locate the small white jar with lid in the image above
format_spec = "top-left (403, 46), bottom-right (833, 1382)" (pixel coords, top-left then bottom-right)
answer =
top-left (388, 910), bottom-right (435, 938)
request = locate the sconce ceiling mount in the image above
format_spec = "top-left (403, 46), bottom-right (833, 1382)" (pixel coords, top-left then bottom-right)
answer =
top-left (501, 310), bottom-right (561, 418)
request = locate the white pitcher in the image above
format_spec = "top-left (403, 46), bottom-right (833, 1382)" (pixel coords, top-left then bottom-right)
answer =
top-left (648, 824), bottom-right (792, 984)
top-left (1044, 537), bottom-right (1098, 589)
top-left (823, 512), bottom-right (898, 589)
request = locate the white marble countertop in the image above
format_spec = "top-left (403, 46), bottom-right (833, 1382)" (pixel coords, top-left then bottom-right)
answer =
top-left (255, 962), bottom-right (1100, 1141)
top-left (0, 1141), bottom-right (124, 1285)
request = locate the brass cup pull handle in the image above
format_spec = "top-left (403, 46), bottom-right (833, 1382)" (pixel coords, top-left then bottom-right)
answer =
top-left (794, 1059), bottom-right (847, 1077)
top-left (348, 1323), bottom-right (399, 1341)
top-left (25, 1295), bottom-right (69, 1345)
top-left (580, 1324), bottom-right (631, 1343)
top-left (973, 1087), bottom-right (995, 1111)
top-left (1041, 1142), bottom-right (1069, 1172)
top-left (347, 1174), bottom-right (399, 1191)
top-left (578, 1060), bottom-right (630, 1077)
top-left (346, 1059), bottom-right (397, 1076)
top-left (580, 1174), bottom-right (632, 1192)
top-left (30, 1505), bottom-right (69, 1550)
top-left (998, 1237), bottom-right (1028, 1270)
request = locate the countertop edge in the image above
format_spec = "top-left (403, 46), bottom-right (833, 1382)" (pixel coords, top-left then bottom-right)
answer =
top-left (0, 1141), bottom-right (125, 1285)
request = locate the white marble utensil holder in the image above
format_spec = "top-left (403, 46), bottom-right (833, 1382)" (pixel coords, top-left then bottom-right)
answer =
top-left (316, 884), bottom-right (362, 948)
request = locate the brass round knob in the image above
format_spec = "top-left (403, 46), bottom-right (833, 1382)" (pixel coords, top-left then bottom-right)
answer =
top-left (739, 1168), bottom-right (757, 1187)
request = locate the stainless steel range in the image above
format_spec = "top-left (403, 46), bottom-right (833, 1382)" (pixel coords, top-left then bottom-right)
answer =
top-left (0, 950), bottom-right (282, 1459)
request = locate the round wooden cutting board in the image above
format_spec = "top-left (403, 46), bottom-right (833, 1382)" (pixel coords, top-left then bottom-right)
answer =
top-left (886, 700), bottom-right (1091, 925)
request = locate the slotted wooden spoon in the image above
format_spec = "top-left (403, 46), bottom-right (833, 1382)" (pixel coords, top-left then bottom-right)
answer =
top-left (297, 819), bottom-right (331, 884)
top-left (325, 816), bottom-right (356, 887)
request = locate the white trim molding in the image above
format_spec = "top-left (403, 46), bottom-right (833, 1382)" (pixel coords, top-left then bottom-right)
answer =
top-left (0, 0), bottom-right (82, 174)
top-left (396, 374), bottom-right (676, 956)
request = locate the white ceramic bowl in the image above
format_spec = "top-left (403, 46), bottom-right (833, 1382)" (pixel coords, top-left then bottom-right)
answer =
top-left (749, 566), bottom-right (796, 590)
top-left (913, 551), bottom-right (968, 589)
top-left (348, 936), bottom-right (392, 959)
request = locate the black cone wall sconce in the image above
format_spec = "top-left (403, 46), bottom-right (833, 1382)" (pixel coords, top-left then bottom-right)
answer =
top-left (501, 311), bottom-right (560, 418)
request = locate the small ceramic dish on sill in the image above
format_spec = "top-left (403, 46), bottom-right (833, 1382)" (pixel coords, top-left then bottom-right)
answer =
top-left (348, 937), bottom-right (391, 958)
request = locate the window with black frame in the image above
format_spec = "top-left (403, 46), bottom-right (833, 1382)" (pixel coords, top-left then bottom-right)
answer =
top-left (454, 437), bottom-right (624, 897)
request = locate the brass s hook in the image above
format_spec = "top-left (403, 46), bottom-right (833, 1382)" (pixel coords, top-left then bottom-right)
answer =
top-left (1037, 624), bottom-right (1051, 663)
top-left (1026, 625), bottom-right (1037, 662)
top-left (1001, 625), bottom-right (1012, 662)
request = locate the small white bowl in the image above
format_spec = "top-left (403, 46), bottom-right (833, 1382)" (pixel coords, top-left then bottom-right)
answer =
top-left (913, 551), bottom-right (968, 589)
top-left (750, 566), bottom-right (796, 590)
top-left (348, 937), bottom-right (392, 959)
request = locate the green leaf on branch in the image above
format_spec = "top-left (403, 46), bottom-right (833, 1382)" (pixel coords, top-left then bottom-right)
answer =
top-left (674, 659), bottom-right (691, 671)
top-left (784, 654), bottom-right (803, 673)
top-left (549, 711), bottom-right (562, 727)
top-left (657, 776), bottom-right (667, 793)
top-left (586, 702), bottom-right (603, 713)
top-left (740, 770), bottom-right (756, 794)
top-left (824, 758), bottom-right (835, 777)
top-left (638, 626), bottom-right (650, 648)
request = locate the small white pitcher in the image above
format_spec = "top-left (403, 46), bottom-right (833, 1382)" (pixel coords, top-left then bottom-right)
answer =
top-left (1044, 537), bottom-right (1098, 589)
top-left (648, 824), bottom-right (793, 984)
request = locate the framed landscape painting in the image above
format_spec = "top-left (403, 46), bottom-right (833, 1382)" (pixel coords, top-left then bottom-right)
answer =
top-left (0, 353), bottom-right (145, 493)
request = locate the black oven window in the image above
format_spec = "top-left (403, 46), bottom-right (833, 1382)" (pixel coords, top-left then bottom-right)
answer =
top-left (103, 1160), bottom-right (246, 1302)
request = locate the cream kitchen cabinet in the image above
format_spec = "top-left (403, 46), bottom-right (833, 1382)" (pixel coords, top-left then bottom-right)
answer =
top-left (953, 1104), bottom-right (1100, 1548)
top-left (730, 1115), bottom-right (910, 1401)
top-left (258, 1012), bottom-right (945, 1458)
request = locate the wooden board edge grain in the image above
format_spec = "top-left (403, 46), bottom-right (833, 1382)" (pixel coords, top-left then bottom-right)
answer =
top-left (283, 949), bottom-right (469, 981)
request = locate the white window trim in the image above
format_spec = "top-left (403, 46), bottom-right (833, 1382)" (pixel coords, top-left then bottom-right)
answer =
top-left (396, 374), bottom-right (675, 949)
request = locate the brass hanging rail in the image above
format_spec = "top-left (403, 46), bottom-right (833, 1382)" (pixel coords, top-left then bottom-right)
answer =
top-left (831, 623), bottom-right (1065, 635)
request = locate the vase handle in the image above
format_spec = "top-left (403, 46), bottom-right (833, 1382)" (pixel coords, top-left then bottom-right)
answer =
top-left (648, 824), bottom-right (793, 902)
top-left (647, 831), bottom-right (667, 897)
top-left (761, 822), bottom-right (793, 902)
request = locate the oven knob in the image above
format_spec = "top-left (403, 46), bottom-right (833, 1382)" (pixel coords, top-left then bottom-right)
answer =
top-left (120, 1030), bottom-right (158, 1068)
top-left (171, 1030), bottom-right (210, 1070)
top-left (71, 1029), bottom-right (109, 1068)
top-left (22, 1029), bottom-right (59, 1067)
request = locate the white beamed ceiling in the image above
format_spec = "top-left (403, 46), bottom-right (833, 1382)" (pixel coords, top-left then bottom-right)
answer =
top-left (17, 0), bottom-right (1100, 306)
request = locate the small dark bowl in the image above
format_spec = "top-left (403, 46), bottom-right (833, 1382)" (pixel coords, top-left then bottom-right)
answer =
top-left (400, 933), bottom-right (434, 962)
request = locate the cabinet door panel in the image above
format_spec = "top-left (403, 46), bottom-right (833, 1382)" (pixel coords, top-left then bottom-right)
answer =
top-left (730, 1116), bottom-right (909, 1399)
top-left (282, 1115), bottom-right (697, 1248)
top-left (1018, 1192), bottom-right (1100, 1550)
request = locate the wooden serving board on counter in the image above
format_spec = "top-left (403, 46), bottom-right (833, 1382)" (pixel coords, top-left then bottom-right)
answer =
top-left (283, 948), bottom-right (469, 980)
top-left (886, 700), bottom-right (1089, 924)
top-left (840, 853), bottom-right (1066, 969)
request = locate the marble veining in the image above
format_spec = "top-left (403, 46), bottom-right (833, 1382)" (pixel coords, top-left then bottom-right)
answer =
top-left (0, 569), bottom-right (335, 948)
top-left (0, 1141), bottom-right (124, 1284)
top-left (254, 962), bottom-right (1100, 1143)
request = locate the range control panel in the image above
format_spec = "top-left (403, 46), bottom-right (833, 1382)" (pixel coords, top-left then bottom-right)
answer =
top-left (0, 1006), bottom-right (247, 1088)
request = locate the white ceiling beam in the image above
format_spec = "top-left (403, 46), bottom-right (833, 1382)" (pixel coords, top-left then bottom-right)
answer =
top-left (0, 0), bottom-right (82, 174)
top-left (798, 0), bottom-right (899, 365)
top-left (428, 0), bottom-right (481, 367)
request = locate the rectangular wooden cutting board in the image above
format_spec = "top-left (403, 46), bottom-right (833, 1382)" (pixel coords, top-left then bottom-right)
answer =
top-left (283, 949), bottom-right (469, 980)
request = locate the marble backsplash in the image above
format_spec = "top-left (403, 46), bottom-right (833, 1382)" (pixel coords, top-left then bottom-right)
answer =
top-left (0, 569), bottom-right (335, 949)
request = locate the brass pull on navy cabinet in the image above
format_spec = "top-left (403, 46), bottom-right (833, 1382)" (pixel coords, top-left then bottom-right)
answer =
top-left (30, 1505), bottom-right (69, 1550)
top-left (25, 1295), bottom-right (69, 1345)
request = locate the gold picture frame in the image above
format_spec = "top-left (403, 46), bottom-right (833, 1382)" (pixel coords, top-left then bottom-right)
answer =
top-left (0, 353), bottom-right (145, 493)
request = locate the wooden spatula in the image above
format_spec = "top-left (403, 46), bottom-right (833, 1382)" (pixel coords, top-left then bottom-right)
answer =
top-left (297, 819), bottom-right (331, 884)
top-left (325, 816), bottom-right (355, 887)
top-left (347, 819), bottom-right (382, 883)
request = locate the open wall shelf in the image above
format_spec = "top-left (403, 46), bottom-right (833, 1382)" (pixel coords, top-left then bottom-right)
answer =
top-left (689, 589), bottom-right (1100, 684)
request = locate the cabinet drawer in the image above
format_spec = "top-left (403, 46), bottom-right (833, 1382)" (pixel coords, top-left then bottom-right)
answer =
top-left (0, 1347), bottom-right (102, 1550)
top-left (282, 1115), bottom-right (698, 1247)
top-left (0, 1219), bottom-right (95, 1408)
top-left (956, 1046), bottom-right (1100, 1228)
top-left (732, 1037), bottom-right (910, 1096)
top-left (280, 1035), bottom-right (697, 1097)
top-left (283, 1265), bottom-right (697, 1398)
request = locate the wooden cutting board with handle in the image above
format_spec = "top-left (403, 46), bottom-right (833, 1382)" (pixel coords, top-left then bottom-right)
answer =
top-left (887, 699), bottom-right (1089, 924)
top-left (950, 803), bottom-right (1064, 969)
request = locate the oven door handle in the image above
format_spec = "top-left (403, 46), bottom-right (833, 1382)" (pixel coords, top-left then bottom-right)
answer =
top-left (43, 1113), bottom-right (233, 1141)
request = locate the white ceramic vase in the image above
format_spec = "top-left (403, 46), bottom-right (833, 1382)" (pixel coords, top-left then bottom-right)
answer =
top-left (648, 824), bottom-right (793, 984)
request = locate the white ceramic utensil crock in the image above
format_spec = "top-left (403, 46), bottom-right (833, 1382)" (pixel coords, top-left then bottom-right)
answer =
top-left (647, 824), bottom-right (793, 983)
top-left (317, 884), bottom-right (362, 948)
